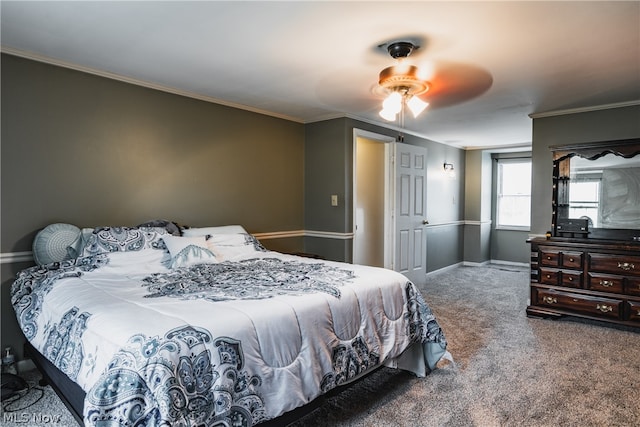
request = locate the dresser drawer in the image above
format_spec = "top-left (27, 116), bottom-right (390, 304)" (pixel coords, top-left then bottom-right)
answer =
top-left (536, 289), bottom-right (623, 320)
top-left (589, 253), bottom-right (640, 276)
top-left (626, 277), bottom-right (640, 297)
top-left (539, 250), bottom-right (561, 267)
top-left (587, 273), bottom-right (624, 294)
top-left (539, 268), bottom-right (582, 288)
top-left (628, 301), bottom-right (640, 322)
top-left (539, 249), bottom-right (583, 269)
top-left (561, 270), bottom-right (582, 288)
top-left (539, 268), bottom-right (560, 285)
top-left (561, 251), bottom-right (583, 269)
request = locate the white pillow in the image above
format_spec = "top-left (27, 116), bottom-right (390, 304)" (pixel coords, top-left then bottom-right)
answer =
top-left (162, 235), bottom-right (219, 268)
top-left (181, 225), bottom-right (248, 237)
top-left (206, 233), bottom-right (266, 261)
top-left (104, 249), bottom-right (171, 273)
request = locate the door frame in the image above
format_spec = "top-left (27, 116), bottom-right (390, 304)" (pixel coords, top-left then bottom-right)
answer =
top-left (352, 128), bottom-right (396, 268)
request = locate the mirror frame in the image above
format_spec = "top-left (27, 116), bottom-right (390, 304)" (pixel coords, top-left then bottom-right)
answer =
top-left (550, 138), bottom-right (640, 241)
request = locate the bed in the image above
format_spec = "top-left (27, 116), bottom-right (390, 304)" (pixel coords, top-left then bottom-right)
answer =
top-left (12, 223), bottom-right (447, 426)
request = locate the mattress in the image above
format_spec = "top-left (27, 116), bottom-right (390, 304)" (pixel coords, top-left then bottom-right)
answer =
top-left (11, 226), bottom-right (446, 426)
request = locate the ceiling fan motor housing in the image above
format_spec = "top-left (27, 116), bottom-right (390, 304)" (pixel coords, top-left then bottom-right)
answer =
top-left (379, 41), bottom-right (429, 96)
top-left (386, 41), bottom-right (417, 59)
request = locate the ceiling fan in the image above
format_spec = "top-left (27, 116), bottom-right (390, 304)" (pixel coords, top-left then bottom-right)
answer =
top-left (377, 41), bottom-right (430, 121)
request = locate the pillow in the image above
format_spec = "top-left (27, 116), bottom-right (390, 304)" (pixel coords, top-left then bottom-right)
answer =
top-left (66, 227), bottom-right (95, 259)
top-left (162, 235), bottom-right (218, 268)
top-left (181, 225), bottom-right (248, 237)
top-left (32, 223), bottom-right (82, 265)
top-left (206, 233), bottom-right (267, 261)
top-left (137, 219), bottom-right (182, 236)
top-left (104, 248), bottom-right (171, 273)
top-left (80, 226), bottom-right (169, 257)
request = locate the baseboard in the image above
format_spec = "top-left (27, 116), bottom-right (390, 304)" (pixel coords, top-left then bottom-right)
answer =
top-left (462, 260), bottom-right (491, 267)
top-left (427, 260), bottom-right (528, 276)
top-left (426, 262), bottom-right (464, 277)
top-left (490, 259), bottom-right (529, 268)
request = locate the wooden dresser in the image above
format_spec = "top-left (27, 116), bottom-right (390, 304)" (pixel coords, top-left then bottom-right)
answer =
top-left (527, 237), bottom-right (640, 328)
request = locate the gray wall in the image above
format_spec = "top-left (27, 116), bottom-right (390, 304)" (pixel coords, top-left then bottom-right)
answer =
top-left (531, 105), bottom-right (640, 236)
top-left (304, 117), bottom-right (466, 268)
top-left (1, 54), bottom-right (305, 250)
top-left (491, 229), bottom-right (530, 264)
top-left (1, 54), bottom-right (305, 359)
top-left (4, 51), bottom-right (570, 362)
top-left (463, 150), bottom-right (493, 263)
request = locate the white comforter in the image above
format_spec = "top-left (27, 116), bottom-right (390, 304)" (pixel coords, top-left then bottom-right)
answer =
top-left (12, 249), bottom-right (446, 426)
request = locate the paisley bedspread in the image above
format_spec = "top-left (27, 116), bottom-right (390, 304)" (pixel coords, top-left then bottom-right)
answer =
top-left (11, 249), bottom-right (446, 426)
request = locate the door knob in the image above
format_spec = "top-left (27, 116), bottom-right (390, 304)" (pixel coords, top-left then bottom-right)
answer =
top-left (422, 219), bottom-right (429, 225)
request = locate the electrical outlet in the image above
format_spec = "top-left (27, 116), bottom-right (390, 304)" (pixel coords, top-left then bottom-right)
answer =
top-left (331, 195), bottom-right (338, 206)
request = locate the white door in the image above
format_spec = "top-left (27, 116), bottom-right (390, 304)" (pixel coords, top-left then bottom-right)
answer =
top-left (394, 142), bottom-right (428, 285)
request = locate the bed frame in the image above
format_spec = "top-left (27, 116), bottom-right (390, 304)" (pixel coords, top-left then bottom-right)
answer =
top-left (25, 341), bottom-right (377, 426)
top-left (25, 341), bottom-right (85, 426)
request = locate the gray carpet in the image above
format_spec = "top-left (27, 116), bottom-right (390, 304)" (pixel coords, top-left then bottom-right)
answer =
top-left (2, 265), bottom-right (639, 426)
top-left (290, 265), bottom-right (640, 427)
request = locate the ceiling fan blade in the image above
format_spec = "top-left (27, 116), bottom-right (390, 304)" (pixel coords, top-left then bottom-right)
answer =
top-left (418, 61), bottom-right (493, 109)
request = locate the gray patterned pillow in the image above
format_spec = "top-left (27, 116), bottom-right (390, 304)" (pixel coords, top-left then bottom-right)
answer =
top-left (32, 223), bottom-right (82, 265)
top-left (80, 226), bottom-right (169, 257)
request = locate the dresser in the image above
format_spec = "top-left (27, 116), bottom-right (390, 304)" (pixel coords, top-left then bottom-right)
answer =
top-left (527, 237), bottom-right (640, 328)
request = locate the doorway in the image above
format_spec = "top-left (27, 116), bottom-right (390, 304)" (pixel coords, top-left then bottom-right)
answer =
top-left (353, 129), bottom-right (394, 268)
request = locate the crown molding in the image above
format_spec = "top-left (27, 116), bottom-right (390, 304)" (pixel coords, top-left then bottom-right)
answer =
top-left (1, 46), bottom-right (304, 124)
top-left (529, 100), bottom-right (640, 119)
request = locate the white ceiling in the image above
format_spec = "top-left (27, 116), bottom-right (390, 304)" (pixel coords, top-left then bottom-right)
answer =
top-left (2, 1), bottom-right (639, 149)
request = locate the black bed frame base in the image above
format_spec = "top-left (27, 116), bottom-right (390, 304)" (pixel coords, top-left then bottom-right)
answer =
top-left (25, 341), bottom-right (85, 426)
top-left (24, 341), bottom-right (377, 426)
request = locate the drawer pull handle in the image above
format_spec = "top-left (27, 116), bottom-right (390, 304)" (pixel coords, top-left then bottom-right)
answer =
top-left (569, 258), bottom-right (574, 262)
top-left (547, 256), bottom-right (552, 260)
top-left (596, 304), bottom-right (613, 313)
top-left (542, 296), bottom-right (557, 304)
top-left (599, 280), bottom-right (614, 287)
top-left (546, 275), bottom-right (551, 279)
top-left (617, 262), bottom-right (635, 271)
top-left (568, 277), bottom-right (573, 281)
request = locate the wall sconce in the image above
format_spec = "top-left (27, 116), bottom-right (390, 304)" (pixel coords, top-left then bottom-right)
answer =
top-left (443, 163), bottom-right (455, 179)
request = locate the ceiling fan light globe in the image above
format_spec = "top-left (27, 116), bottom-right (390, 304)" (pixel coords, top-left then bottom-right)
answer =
top-left (382, 91), bottom-right (403, 114)
top-left (407, 96), bottom-right (429, 117)
top-left (379, 108), bottom-right (397, 121)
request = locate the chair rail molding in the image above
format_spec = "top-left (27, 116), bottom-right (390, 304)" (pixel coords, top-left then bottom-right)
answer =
top-left (1, 230), bottom-right (357, 264)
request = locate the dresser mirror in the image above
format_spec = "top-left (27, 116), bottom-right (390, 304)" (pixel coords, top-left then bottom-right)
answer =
top-left (551, 139), bottom-right (640, 241)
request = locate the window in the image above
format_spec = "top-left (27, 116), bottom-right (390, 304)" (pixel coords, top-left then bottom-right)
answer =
top-left (496, 158), bottom-right (532, 229)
